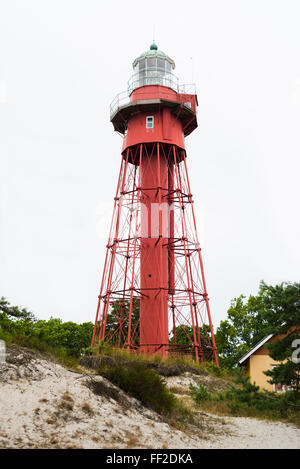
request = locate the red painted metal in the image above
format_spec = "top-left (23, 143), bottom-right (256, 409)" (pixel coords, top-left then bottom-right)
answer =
top-left (92, 51), bottom-right (219, 364)
top-left (122, 107), bottom-right (185, 152)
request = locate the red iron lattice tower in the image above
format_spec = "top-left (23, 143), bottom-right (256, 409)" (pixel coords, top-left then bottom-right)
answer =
top-left (92, 43), bottom-right (219, 364)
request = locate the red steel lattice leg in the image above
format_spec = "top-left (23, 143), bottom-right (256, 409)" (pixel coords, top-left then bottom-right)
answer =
top-left (92, 142), bottom-right (218, 365)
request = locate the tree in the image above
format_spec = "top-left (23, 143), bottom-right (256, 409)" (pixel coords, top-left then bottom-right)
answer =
top-left (104, 299), bottom-right (140, 347)
top-left (259, 282), bottom-right (300, 393)
top-left (215, 288), bottom-right (270, 368)
top-left (32, 318), bottom-right (93, 356)
top-left (0, 296), bottom-right (35, 321)
top-left (169, 324), bottom-right (212, 346)
top-left (215, 281), bottom-right (300, 383)
top-left (0, 297), bottom-right (93, 357)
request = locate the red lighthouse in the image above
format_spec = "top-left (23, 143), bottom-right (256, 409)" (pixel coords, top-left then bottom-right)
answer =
top-left (92, 42), bottom-right (218, 365)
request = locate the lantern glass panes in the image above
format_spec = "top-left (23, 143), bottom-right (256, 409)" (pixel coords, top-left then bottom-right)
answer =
top-left (129, 54), bottom-right (177, 93)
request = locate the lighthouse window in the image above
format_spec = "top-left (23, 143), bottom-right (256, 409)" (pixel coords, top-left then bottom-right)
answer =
top-left (146, 116), bottom-right (154, 129)
top-left (165, 61), bottom-right (171, 72)
top-left (147, 57), bottom-right (156, 69)
top-left (139, 59), bottom-right (146, 71)
top-left (157, 58), bottom-right (165, 72)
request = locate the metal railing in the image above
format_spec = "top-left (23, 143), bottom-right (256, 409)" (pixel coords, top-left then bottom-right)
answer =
top-left (110, 91), bottom-right (130, 118)
top-left (178, 83), bottom-right (197, 95)
top-left (127, 71), bottom-right (179, 95)
top-left (110, 82), bottom-right (197, 120)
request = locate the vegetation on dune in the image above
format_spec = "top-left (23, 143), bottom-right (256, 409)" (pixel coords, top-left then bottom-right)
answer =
top-left (98, 360), bottom-right (177, 415)
top-left (212, 281), bottom-right (300, 424)
top-left (80, 342), bottom-right (236, 424)
top-left (190, 371), bottom-right (300, 426)
top-left (1, 279), bottom-right (299, 426)
top-left (93, 355), bottom-right (194, 426)
top-left (81, 339), bottom-right (234, 381)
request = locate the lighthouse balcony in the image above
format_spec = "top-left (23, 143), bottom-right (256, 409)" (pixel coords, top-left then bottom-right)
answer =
top-left (110, 83), bottom-right (198, 136)
top-left (110, 83), bottom-right (197, 118)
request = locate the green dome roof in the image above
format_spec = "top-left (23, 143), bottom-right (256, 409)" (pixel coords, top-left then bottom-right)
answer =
top-left (132, 42), bottom-right (175, 69)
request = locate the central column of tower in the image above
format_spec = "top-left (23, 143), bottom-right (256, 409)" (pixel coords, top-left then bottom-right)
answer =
top-left (140, 145), bottom-right (169, 355)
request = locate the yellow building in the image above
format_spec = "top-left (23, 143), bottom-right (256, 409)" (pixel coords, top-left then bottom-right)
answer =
top-left (238, 333), bottom-right (289, 392)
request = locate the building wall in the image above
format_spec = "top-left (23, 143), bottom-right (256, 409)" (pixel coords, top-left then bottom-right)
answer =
top-left (249, 355), bottom-right (277, 392)
top-left (241, 330), bottom-right (297, 392)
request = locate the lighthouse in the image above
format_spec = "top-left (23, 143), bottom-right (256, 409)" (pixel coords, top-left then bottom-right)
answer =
top-left (92, 42), bottom-right (219, 365)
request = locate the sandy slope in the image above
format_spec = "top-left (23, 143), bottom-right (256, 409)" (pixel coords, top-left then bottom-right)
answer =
top-left (0, 348), bottom-right (299, 449)
top-left (0, 349), bottom-right (201, 449)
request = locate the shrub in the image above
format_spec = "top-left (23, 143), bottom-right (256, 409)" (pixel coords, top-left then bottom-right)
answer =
top-left (190, 371), bottom-right (300, 425)
top-left (203, 362), bottom-right (224, 377)
top-left (225, 374), bottom-right (300, 417)
top-left (98, 361), bottom-right (176, 415)
top-left (87, 377), bottom-right (128, 406)
top-left (189, 383), bottom-right (212, 402)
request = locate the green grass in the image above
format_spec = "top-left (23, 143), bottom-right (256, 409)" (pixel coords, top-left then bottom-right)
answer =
top-left (84, 342), bottom-right (236, 379)
top-left (81, 343), bottom-right (239, 429)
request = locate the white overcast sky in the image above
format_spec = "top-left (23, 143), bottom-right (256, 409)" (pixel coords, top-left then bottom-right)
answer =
top-left (0, 0), bottom-right (299, 328)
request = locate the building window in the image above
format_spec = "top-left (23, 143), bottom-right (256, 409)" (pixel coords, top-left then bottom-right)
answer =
top-left (146, 116), bottom-right (154, 129)
top-left (271, 365), bottom-right (291, 393)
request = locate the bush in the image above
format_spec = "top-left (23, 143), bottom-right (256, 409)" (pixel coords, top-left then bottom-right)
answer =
top-left (86, 377), bottom-right (127, 406)
top-left (202, 362), bottom-right (225, 377)
top-left (190, 371), bottom-right (300, 425)
top-left (98, 361), bottom-right (177, 415)
top-left (225, 374), bottom-right (300, 417)
top-left (189, 383), bottom-right (212, 402)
